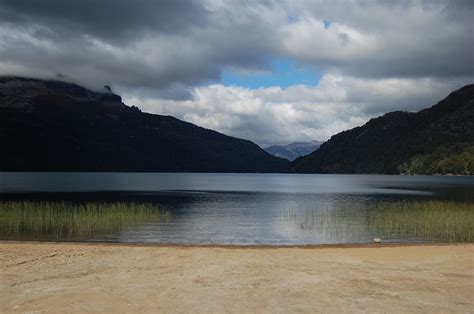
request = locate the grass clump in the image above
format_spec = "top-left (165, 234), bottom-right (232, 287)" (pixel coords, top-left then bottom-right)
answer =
top-left (0, 201), bottom-right (169, 240)
top-left (370, 200), bottom-right (473, 242)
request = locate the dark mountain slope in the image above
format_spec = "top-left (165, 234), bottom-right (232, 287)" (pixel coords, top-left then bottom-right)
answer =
top-left (290, 85), bottom-right (474, 174)
top-left (0, 77), bottom-right (288, 172)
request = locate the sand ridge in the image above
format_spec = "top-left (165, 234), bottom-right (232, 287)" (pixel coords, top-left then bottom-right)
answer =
top-left (1, 242), bottom-right (473, 313)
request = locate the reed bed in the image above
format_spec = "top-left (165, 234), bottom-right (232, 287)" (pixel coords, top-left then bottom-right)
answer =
top-left (370, 200), bottom-right (473, 242)
top-left (0, 201), bottom-right (168, 239)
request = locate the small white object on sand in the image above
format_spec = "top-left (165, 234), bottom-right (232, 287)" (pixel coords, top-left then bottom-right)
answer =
top-left (373, 238), bottom-right (381, 243)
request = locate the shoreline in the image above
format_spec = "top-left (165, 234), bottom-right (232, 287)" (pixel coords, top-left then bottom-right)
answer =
top-left (0, 239), bottom-right (464, 249)
top-left (2, 242), bottom-right (473, 312)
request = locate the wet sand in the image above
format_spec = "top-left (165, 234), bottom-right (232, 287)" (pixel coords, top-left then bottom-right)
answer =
top-left (1, 242), bottom-right (473, 313)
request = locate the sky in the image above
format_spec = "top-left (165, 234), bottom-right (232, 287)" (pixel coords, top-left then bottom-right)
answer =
top-left (0, 0), bottom-right (473, 146)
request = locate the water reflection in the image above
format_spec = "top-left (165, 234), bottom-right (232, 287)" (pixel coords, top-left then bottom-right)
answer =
top-left (112, 192), bottom-right (427, 244)
top-left (281, 206), bottom-right (368, 242)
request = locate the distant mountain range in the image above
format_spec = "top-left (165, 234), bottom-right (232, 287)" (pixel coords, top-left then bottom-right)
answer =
top-left (0, 77), bottom-right (288, 172)
top-left (264, 140), bottom-right (322, 161)
top-left (290, 84), bottom-right (474, 175)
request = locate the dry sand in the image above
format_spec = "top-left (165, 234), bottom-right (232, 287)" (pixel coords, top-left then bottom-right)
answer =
top-left (1, 242), bottom-right (473, 313)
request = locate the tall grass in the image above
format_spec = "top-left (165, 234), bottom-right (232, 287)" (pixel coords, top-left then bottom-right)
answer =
top-left (370, 200), bottom-right (473, 242)
top-left (0, 201), bottom-right (169, 240)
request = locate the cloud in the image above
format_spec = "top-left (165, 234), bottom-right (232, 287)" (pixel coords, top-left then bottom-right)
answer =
top-left (0, 0), bottom-right (472, 144)
top-left (124, 73), bottom-right (470, 146)
top-left (1, 0), bottom-right (471, 90)
top-left (0, 0), bottom-right (208, 42)
top-left (280, 0), bottom-right (474, 78)
top-left (0, 0), bottom-right (284, 93)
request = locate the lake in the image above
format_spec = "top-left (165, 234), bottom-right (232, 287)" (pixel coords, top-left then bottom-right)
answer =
top-left (1, 172), bottom-right (473, 245)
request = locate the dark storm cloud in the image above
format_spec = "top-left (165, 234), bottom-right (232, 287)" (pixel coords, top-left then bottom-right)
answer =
top-left (0, 0), bottom-right (279, 97)
top-left (1, 0), bottom-right (472, 93)
top-left (0, 0), bottom-right (207, 42)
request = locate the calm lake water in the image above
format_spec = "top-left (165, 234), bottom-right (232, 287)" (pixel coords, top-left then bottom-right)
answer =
top-left (1, 172), bottom-right (473, 244)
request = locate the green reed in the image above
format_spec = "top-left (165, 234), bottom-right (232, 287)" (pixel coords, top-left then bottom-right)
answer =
top-left (370, 200), bottom-right (473, 242)
top-left (0, 201), bottom-right (170, 239)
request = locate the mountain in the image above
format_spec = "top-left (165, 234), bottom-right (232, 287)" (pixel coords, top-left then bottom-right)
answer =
top-left (290, 85), bottom-right (474, 175)
top-left (264, 140), bottom-right (322, 161)
top-left (0, 77), bottom-right (288, 172)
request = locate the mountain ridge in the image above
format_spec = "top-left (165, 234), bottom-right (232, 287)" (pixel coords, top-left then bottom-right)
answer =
top-left (290, 84), bottom-right (474, 175)
top-left (264, 140), bottom-right (322, 161)
top-left (0, 77), bottom-right (289, 172)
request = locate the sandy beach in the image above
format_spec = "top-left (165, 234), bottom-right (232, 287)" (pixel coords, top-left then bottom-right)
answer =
top-left (1, 242), bottom-right (473, 313)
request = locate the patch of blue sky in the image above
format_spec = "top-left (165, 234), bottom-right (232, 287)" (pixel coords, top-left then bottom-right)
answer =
top-left (287, 13), bottom-right (298, 23)
top-left (323, 19), bottom-right (332, 29)
top-left (221, 58), bottom-right (323, 89)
